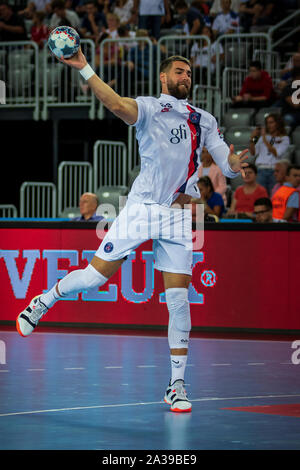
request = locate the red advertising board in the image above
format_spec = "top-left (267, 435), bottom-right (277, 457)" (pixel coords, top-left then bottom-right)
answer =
top-left (0, 223), bottom-right (299, 332)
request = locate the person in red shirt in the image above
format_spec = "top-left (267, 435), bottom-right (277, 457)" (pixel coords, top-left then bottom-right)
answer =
top-left (232, 60), bottom-right (275, 109)
top-left (30, 11), bottom-right (49, 49)
top-left (227, 163), bottom-right (268, 218)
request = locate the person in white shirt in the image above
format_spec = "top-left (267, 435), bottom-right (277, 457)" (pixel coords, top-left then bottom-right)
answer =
top-left (133, 0), bottom-right (171, 39)
top-left (212, 0), bottom-right (240, 37)
top-left (17, 52), bottom-right (248, 413)
top-left (49, 0), bottom-right (80, 30)
top-left (249, 113), bottom-right (290, 196)
top-left (190, 25), bottom-right (224, 79)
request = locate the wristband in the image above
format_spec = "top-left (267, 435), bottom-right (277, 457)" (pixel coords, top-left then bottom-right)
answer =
top-left (79, 64), bottom-right (95, 81)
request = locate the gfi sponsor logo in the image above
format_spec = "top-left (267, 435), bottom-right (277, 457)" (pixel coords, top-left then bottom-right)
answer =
top-left (170, 124), bottom-right (187, 144)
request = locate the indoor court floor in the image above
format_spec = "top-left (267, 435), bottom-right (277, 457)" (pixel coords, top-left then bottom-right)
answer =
top-left (0, 329), bottom-right (300, 450)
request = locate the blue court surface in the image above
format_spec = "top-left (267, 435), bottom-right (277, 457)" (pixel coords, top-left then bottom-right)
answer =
top-left (0, 329), bottom-right (300, 450)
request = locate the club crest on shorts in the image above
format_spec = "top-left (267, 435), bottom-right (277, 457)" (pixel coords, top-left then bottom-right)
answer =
top-left (104, 242), bottom-right (114, 253)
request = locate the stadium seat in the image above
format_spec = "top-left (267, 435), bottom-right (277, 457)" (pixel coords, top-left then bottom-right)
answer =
top-left (281, 144), bottom-right (295, 162)
top-left (223, 108), bottom-right (255, 128)
top-left (59, 207), bottom-right (81, 219)
top-left (225, 127), bottom-right (255, 146)
top-left (96, 185), bottom-right (128, 217)
top-left (291, 126), bottom-right (300, 146)
top-left (228, 172), bottom-right (244, 192)
top-left (254, 107), bottom-right (282, 126)
top-left (224, 42), bottom-right (248, 68)
top-left (295, 149), bottom-right (300, 165)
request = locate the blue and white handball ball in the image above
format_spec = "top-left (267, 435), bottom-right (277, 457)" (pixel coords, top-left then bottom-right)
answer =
top-left (48, 26), bottom-right (80, 59)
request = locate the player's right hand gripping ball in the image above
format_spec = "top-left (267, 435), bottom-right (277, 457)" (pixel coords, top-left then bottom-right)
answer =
top-left (48, 26), bottom-right (80, 59)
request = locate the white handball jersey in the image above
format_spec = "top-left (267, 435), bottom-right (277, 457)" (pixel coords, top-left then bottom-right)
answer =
top-left (128, 93), bottom-right (236, 207)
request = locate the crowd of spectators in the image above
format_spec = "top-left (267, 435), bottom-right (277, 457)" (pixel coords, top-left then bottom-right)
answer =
top-left (1, 0), bottom-right (299, 223)
top-left (0, 0), bottom-right (292, 45)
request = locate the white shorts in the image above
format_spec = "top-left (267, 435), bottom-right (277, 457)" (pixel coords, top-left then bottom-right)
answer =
top-left (95, 200), bottom-right (193, 275)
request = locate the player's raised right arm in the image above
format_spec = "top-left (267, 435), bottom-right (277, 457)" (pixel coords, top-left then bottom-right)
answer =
top-left (58, 47), bottom-right (138, 125)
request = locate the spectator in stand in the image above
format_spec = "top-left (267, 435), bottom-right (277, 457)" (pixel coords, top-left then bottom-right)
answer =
top-left (272, 165), bottom-right (300, 222)
top-left (72, 192), bottom-right (104, 221)
top-left (124, 28), bottom-right (151, 80)
top-left (18, 0), bottom-right (52, 19)
top-left (191, 175), bottom-right (226, 219)
top-left (105, 12), bottom-right (120, 38)
top-left (212, 0), bottom-right (240, 38)
top-left (94, 31), bottom-right (118, 74)
top-left (190, 24), bottom-right (224, 80)
top-left (113, 0), bottom-right (136, 27)
top-left (249, 0), bottom-right (281, 33)
top-left (80, 0), bottom-right (107, 41)
top-left (132, 0), bottom-right (171, 40)
top-left (31, 10), bottom-right (49, 48)
top-left (249, 113), bottom-right (290, 196)
top-left (253, 197), bottom-right (274, 222)
top-left (239, 0), bottom-right (265, 33)
top-left (95, 0), bottom-right (110, 15)
top-left (232, 60), bottom-right (275, 109)
top-left (227, 163), bottom-right (268, 219)
top-left (174, 0), bottom-right (204, 35)
top-left (197, 146), bottom-right (227, 205)
top-left (271, 159), bottom-right (291, 198)
top-left (210, 0), bottom-right (242, 17)
top-left (0, 1), bottom-right (27, 41)
top-left (49, 0), bottom-right (81, 30)
top-left (280, 67), bottom-right (300, 131)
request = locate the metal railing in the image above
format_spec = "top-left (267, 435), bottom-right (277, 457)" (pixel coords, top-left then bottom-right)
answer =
top-left (0, 41), bottom-right (40, 120)
top-left (221, 67), bottom-right (248, 122)
top-left (156, 35), bottom-right (212, 96)
top-left (57, 161), bottom-right (93, 217)
top-left (215, 33), bottom-right (271, 89)
top-left (20, 182), bottom-right (56, 218)
top-left (269, 10), bottom-right (300, 50)
top-left (192, 85), bottom-right (222, 122)
top-left (93, 140), bottom-right (127, 190)
top-left (0, 204), bottom-right (18, 218)
top-left (98, 37), bottom-right (154, 119)
top-left (41, 39), bottom-right (96, 120)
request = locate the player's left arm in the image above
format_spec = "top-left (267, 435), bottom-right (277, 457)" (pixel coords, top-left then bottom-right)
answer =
top-left (58, 47), bottom-right (138, 125)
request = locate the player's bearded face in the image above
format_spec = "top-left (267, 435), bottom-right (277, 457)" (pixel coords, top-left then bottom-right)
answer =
top-left (166, 76), bottom-right (191, 99)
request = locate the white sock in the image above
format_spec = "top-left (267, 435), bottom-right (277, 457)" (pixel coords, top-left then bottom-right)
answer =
top-left (40, 264), bottom-right (108, 309)
top-left (170, 354), bottom-right (188, 384)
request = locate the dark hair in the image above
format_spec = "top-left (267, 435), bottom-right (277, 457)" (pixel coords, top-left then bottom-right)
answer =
top-left (160, 55), bottom-right (191, 73)
top-left (51, 0), bottom-right (65, 9)
top-left (174, 0), bottom-right (188, 9)
top-left (249, 60), bottom-right (262, 70)
top-left (287, 164), bottom-right (300, 175)
top-left (246, 163), bottom-right (258, 174)
top-left (264, 113), bottom-right (287, 136)
top-left (254, 197), bottom-right (272, 209)
top-left (198, 176), bottom-right (215, 192)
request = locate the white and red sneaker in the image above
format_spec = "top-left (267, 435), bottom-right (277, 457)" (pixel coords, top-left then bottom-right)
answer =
top-left (16, 295), bottom-right (48, 337)
top-left (164, 379), bottom-right (192, 412)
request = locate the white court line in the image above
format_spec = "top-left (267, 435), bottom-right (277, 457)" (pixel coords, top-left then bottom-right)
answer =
top-left (0, 394), bottom-right (300, 418)
top-left (211, 363), bottom-right (232, 366)
top-left (247, 363), bottom-right (265, 365)
top-left (1, 330), bottom-right (296, 344)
